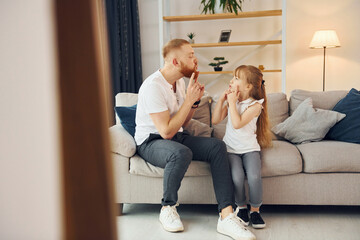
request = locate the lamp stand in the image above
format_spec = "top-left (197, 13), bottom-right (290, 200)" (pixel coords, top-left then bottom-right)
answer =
top-left (322, 46), bottom-right (326, 91)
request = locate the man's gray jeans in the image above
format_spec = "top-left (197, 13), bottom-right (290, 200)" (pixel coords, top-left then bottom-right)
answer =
top-left (137, 132), bottom-right (235, 212)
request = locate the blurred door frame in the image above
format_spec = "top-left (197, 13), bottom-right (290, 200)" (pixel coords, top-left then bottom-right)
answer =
top-left (54, 0), bottom-right (116, 239)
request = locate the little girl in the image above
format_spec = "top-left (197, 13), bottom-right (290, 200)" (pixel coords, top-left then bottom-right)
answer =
top-left (212, 65), bottom-right (272, 229)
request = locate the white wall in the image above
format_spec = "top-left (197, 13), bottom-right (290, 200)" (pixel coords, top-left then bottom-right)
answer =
top-left (139, 0), bottom-right (283, 99)
top-left (286, 0), bottom-right (360, 95)
top-left (138, 0), bottom-right (161, 83)
top-left (139, 0), bottom-right (360, 98)
top-left (0, 1), bottom-right (62, 239)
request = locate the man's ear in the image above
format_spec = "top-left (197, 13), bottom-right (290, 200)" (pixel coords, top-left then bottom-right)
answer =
top-left (172, 58), bottom-right (178, 66)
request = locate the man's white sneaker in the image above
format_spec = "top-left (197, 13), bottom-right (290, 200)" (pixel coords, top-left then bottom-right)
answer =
top-left (159, 203), bottom-right (184, 232)
top-left (217, 213), bottom-right (256, 240)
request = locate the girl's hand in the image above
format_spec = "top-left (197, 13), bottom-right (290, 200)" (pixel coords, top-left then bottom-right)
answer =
top-left (227, 87), bottom-right (240, 105)
top-left (220, 89), bottom-right (230, 102)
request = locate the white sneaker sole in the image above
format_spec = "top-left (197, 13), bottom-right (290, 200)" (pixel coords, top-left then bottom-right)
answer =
top-left (217, 226), bottom-right (256, 240)
top-left (159, 220), bottom-right (184, 232)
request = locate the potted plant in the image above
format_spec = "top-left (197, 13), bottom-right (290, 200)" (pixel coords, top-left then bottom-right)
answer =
top-left (187, 32), bottom-right (196, 44)
top-left (209, 57), bottom-right (228, 71)
top-left (200, 0), bottom-right (244, 14)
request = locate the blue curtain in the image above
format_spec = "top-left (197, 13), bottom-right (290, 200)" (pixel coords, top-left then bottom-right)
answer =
top-left (106, 0), bottom-right (142, 99)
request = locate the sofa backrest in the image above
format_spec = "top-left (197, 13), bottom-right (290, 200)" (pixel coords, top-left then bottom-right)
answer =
top-left (115, 90), bottom-right (349, 138)
top-left (114, 92), bottom-right (212, 126)
top-left (115, 93), bottom-right (138, 124)
top-left (289, 89), bottom-right (347, 115)
top-left (267, 92), bottom-right (289, 129)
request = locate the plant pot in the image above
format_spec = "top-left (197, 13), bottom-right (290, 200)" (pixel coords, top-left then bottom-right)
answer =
top-left (214, 0), bottom-right (222, 13)
top-left (214, 67), bottom-right (223, 71)
top-left (188, 39), bottom-right (194, 44)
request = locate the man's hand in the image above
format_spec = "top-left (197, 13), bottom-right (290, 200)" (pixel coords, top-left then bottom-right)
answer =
top-left (186, 72), bottom-right (205, 105)
top-left (194, 70), bottom-right (199, 82)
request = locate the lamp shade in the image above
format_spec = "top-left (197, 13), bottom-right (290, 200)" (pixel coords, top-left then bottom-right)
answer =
top-left (309, 30), bottom-right (341, 48)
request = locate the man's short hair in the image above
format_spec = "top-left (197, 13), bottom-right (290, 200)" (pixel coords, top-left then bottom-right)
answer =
top-left (162, 39), bottom-right (190, 59)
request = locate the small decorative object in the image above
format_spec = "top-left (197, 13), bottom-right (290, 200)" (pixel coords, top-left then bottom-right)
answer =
top-left (209, 57), bottom-right (228, 71)
top-left (258, 65), bottom-right (265, 71)
top-left (219, 30), bottom-right (232, 43)
top-left (309, 30), bottom-right (341, 91)
top-left (187, 32), bottom-right (196, 44)
top-left (200, 0), bottom-right (244, 15)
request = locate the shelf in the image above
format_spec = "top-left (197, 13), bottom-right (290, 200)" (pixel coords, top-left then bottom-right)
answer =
top-left (163, 10), bottom-right (282, 22)
top-left (191, 40), bottom-right (281, 48)
top-left (160, 4), bottom-right (285, 92)
top-left (200, 70), bottom-right (281, 74)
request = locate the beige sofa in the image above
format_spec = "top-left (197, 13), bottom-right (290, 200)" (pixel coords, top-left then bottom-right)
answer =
top-left (110, 90), bottom-right (360, 214)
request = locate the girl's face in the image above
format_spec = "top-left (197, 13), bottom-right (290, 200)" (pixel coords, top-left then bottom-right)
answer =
top-left (229, 74), bottom-right (249, 94)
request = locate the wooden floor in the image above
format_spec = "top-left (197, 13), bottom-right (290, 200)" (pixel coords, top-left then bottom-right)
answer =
top-left (117, 204), bottom-right (360, 240)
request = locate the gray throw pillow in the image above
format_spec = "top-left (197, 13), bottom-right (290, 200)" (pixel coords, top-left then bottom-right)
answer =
top-left (272, 98), bottom-right (346, 144)
top-left (192, 95), bottom-right (212, 126)
top-left (184, 119), bottom-right (213, 137)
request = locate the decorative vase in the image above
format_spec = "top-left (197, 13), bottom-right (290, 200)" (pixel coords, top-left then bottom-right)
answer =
top-left (214, 67), bottom-right (223, 71)
top-left (214, 0), bottom-right (222, 14)
top-left (188, 39), bottom-right (194, 44)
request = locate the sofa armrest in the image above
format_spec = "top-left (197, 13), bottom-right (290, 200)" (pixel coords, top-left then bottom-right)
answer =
top-left (109, 125), bottom-right (136, 157)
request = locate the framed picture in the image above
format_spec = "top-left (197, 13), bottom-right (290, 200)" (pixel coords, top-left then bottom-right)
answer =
top-left (219, 30), bottom-right (232, 43)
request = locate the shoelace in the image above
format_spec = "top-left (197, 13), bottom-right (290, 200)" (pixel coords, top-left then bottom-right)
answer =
top-left (164, 203), bottom-right (180, 222)
top-left (228, 214), bottom-right (249, 232)
top-left (229, 211), bottom-right (248, 226)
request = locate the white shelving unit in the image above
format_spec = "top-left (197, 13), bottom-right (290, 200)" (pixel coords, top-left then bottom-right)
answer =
top-left (158, 0), bottom-right (286, 92)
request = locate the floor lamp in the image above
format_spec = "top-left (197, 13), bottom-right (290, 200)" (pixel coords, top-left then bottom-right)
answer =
top-left (309, 30), bottom-right (341, 91)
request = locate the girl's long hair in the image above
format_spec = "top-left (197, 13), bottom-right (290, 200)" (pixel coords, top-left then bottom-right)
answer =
top-left (234, 65), bottom-right (272, 148)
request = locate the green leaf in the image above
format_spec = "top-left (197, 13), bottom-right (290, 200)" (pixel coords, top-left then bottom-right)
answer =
top-left (200, 0), bottom-right (243, 14)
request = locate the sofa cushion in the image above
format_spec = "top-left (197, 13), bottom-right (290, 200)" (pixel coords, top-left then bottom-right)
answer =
top-left (289, 89), bottom-right (347, 115)
top-left (326, 88), bottom-right (360, 144)
top-left (296, 141), bottom-right (360, 173)
top-left (183, 119), bottom-right (213, 137)
top-left (129, 140), bottom-right (302, 178)
top-left (212, 117), bottom-right (227, 140)
top-left (272, 98), bottom-right (346, 144)
top-left (129, 155), bottom-right (211, 177)
top-left (114, 105), bottom-right (137, 137)
top-left (261, 140), bottom-right (302, 177)
top-left (109, 125), bottom-right (136, 157)
top-left (267, 92), bottom-right (289, 137)
top-left (191, 95), bottom-right (212, 126)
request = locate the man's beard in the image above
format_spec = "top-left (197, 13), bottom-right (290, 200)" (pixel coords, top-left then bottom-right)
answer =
top-left (180, 62), bottom-right (196, 78)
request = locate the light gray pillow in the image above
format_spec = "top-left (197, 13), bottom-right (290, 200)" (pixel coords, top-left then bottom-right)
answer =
top-left (184, 119), bottom-right (213, 137)
top-left (272, 98), bottom-right (346, 144)
top-left (109, 125), bottom-right (136, 157)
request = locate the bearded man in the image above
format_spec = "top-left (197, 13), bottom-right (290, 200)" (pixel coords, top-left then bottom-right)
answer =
top-left (134, 39), bottom-right (256, 240)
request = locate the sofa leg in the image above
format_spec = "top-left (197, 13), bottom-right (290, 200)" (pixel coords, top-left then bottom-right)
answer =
top-left (117, 203), bottom-right (124, 216)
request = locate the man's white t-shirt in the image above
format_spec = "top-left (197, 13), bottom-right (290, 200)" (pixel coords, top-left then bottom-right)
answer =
top-left (134, 70), bottom-right (186, 145)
